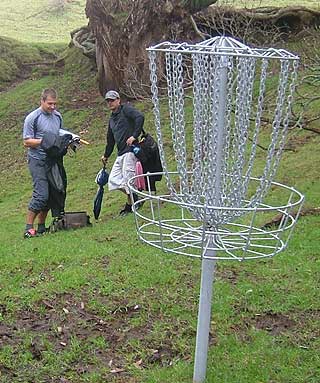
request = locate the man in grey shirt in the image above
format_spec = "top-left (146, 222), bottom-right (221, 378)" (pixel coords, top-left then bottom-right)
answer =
top-left (23, 88), bottom-right (64, 238)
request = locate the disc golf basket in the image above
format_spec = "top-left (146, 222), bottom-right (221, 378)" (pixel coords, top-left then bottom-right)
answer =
top-left (128, 36), bottom-right (304, 383)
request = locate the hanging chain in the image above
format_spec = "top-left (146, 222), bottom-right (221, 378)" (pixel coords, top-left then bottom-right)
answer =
top-left (147, 39), bottom-right (299, 227)
top-left (255, 59), bottom-right (291, 202)
top-left (149, 50), bottom-right (171, 194)
top-left (245, 58), bottom-right (268, 206)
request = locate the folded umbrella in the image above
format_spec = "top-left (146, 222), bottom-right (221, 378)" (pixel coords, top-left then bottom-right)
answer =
top-left (93, 187), bottom-right (104, 220)
top-left (93, 166), bottom-right (109, 220)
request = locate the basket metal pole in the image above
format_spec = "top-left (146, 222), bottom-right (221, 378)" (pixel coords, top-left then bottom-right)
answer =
top-left (144, 37), bottom-right (302, 383)
top-left (193, 250), bottom-right (216, 383)
top-left (194, 50), bottom-right (229, 382)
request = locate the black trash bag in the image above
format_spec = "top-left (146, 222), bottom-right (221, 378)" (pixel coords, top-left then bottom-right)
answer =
top-left (41, 132), bottom-right (72, 218)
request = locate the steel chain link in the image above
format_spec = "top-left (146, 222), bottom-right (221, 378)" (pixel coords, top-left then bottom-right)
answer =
top-left (148, 38), bottom-right (299, 227)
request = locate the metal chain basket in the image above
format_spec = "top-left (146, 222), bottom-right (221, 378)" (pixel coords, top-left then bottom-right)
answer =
top-left (128, 36), bottom-right (305, 383)
top-left (129, 36), bottom-right (304, 261)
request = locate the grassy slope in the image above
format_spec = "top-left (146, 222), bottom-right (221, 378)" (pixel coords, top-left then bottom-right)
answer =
top-left (0, 0), bottom-right (318, 45)
top-left (0, 0), bottom-right (87, 43)
top-left (0, 5), bottom-right (319, 383)
top-left (221, 0), bottom-right (320, 8)
top-left (0, 47), bottom-right (319, 383)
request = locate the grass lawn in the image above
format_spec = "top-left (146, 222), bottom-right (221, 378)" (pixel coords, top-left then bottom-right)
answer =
top-left (0, 1), bottom-right (319, 44)
top-left (222, 0), bottom-right (320, 8)
top-left (0, 0), bottom-right (87, 43)
top-left (0, 2), bottom-right (319, 383)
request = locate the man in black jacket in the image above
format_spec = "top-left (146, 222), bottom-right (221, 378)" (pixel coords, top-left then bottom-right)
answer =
top-left (101, 90), bottom-right (144, 216)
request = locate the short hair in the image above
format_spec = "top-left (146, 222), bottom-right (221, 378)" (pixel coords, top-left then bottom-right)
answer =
top-left (41, 88), bottom-right (58, 101)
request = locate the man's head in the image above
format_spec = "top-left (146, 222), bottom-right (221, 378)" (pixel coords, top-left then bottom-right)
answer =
top-left (40, 88), bottom-right (58, 114)
top-left (105, 90), bottom-right (120, 112)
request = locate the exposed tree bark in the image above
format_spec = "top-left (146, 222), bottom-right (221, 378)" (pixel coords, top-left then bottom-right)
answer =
top-left (195, 6), bottom-right (320, 45)
top-left (85, 0), bottom-right (217, 98)
top-left (82, 1), bottom-right (320, 100)
top-left (70, 26), bottom-right (96, 59)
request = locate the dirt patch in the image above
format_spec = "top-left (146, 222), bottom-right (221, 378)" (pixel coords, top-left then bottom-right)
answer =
top-left (261, 207), bottom-right (320, 229)
top-left (0, 53), bottom-right (60, 94)
top-left (249, 312), bottom-right (296, 335)
top-left (64, 88), bottom-right (103, 110)
top-left (0, 292), bottom-right (187, 381)
top-left (231, 309), bottom-right (320, 345)
top-left (217, 267), bottom-right (240, 285)
top-left (285, 133), bottom-right (315, 151)
top-left (230, 311), bottom-right (296, 343)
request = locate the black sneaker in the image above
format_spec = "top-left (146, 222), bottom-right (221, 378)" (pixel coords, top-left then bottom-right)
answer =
top-left (132, 193), bottom-right (144, 210)
top-left (119, 203), bottom-right (132, 216)
top-left (132, 193), bottom-right (139, 203)
top-left (37, 227), bottom-right (48, 235)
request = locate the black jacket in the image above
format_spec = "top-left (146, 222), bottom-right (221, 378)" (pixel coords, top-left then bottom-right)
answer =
top-left (41, 131), bottom-right (71, 217)
top-left (104, 104), bottom-right (144, 158)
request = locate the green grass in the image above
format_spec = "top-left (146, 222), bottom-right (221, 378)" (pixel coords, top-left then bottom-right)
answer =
top-left (0, 3), bottom-right (319, 383)
top-left (0, 52), bottom-right (319, 382)
top-left (0, 0), bottom-right (318, 47)
top-left (0, 0), bottom-right (87, 43)
top-left (221, 0), bottom-right (320, 8)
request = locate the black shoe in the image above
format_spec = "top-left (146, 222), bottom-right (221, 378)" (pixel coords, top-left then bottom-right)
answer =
top-left (132, 193), bottom-right (139, 203)
top-left (119, 203), bottom-right (132, 216)
top-left (132, 193), bottom-right (144, 210)
top-left (135, 199), bottom-right (144, 210)
top-left (37, 227), bottom-right (49, 235)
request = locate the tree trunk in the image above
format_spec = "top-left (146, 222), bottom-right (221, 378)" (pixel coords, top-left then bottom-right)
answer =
top-left (83, 1), bottom-right (320, 98)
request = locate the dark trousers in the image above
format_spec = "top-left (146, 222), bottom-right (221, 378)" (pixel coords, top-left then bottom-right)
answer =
top-left (28, 156), bottom-right (67, 217)
top-left (28, 157), bottom-right (49, 213)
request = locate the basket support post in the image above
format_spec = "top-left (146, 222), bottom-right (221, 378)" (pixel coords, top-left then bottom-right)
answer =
top-left (193, 249), bottom-right (216, 383)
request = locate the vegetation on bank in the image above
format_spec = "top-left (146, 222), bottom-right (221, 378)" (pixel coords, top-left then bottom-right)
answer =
top-left (0, 0), bottom-right (87, 43)
top-left (0, 3), bottom-right (319, 383)
top-left (223, 0), bottom-right (320, 7)
top-left (0, 0), bottom-right (319, 45)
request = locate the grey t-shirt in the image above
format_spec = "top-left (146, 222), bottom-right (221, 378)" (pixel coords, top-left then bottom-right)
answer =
top-left (23, 107), bottom-right (63, 160)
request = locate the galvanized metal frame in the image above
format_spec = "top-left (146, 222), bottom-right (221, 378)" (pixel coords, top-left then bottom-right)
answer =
top-left (129, 36), bottom-right (304, 383)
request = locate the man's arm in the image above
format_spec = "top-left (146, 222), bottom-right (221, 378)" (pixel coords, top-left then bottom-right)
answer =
top-left (23, 138), bottom-right (42, 148)
top-left (23, 112), bottom-right (41, 148)
top-left (101, 124), bottom-right (115, 164)
top-left (123, 104), bottom-right (144, 145)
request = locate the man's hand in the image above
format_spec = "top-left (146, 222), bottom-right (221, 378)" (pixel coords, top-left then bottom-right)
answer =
top-left (101, 156), bottom-right (108, 165)
top-left (126, 136), bottom-right (136, 146)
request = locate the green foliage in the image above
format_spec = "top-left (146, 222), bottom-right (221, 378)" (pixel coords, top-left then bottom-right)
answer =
top-left (221, 0), bottom-right (319, 7)
top-left (0, 37), bottom-right (43, 88)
